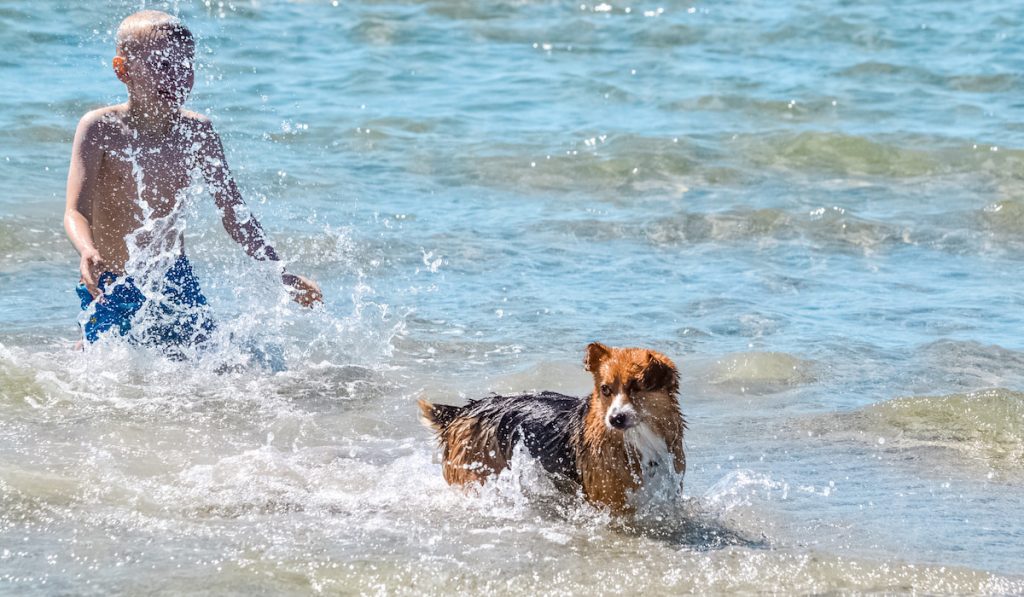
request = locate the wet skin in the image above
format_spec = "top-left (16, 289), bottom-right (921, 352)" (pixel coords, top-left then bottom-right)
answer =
top-left (64, 31), bottom-right (322, 306)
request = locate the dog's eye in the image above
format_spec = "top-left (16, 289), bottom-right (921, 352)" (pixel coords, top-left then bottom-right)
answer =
top-left (600, 385), bottom-right (612, 397)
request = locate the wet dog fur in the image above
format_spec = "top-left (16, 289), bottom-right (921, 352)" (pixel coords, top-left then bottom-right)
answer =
top-left (419, 342), bottom-right (686, 513)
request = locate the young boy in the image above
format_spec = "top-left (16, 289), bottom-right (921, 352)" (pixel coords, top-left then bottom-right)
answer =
top-left (64, 10), bottom-right (321, 353)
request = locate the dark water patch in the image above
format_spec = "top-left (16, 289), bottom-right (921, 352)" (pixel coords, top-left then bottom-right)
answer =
top-left (804, 389), bottom-right (1024, 477)
top-left (837, 61), bottom-right (923, 78)
top-left (362, 116), bottom-right (447, 136)
top-left (707, 352), bottom-right (817, 395)
top-left (981, 198), bottom-right (1024, 239)
top-left (664, 94), bottom-right (843, 123)
top-left (915, 340), bottom-right (1024, 391)
top-left (738, 131), bottom-right (1024, 181)
top-left (475, 18), bottom-right (707, 50)
top-left (629, 22), bottom-right (708, 48)
top-left (424, 0), bottom-right (523, 22)
top-left (349, 16), bottom-right (426, 47)
top-left (548, 205), bottom-right (908, 254)
top-left (739, 131), bottom-right (939, 178)
top-left (449, 131), bottom-right (1024, 198)
top-left (644, 208), bottom-right (794, 245)
top-left (0, 7), bottom-right (31, 20)
top-left (0, 218), bottom-right (71, 268)
top-left (458, 135), bottom-right (706, 195)
top-left (622, 502), bottom-right (768, 551)
top-left (947, 73), bottom-right (1020, 94)
top-left (0, 124), bottom-right (72, 145)
top-left (759, 15), bottom-right (900, 51)
top-left (277, 363), bottom-right (386, 404)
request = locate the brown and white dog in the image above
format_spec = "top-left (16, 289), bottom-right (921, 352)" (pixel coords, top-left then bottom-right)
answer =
top-left (419, 342), bottom-right (686, 513)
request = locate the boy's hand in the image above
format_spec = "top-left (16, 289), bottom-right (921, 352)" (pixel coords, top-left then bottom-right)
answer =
top-left (282, 272), bottom-right (323, 308)
top-left (79, 248), bottom-right (105, 297)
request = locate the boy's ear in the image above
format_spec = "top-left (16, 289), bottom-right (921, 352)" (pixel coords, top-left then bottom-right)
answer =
top-left (112, 56), bottom-right (128, 82)
top-left (584, 342), bottom-right (611, 373)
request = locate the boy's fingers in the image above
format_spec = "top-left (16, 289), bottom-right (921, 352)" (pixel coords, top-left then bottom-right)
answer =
top-left (282, 274), bottom-right (323, 307)
top-left (302, 279), bottom-right (323, 306)
top-left (293, 286), bottom-right (322, 307)
top-left (300, 288), bottom-right (322, 307)
top-left (81, 252), bottom-right (104, 298)
top-left (83, 275), bottom-right (101, 298)
top-left (81, 265), bottom-right (96, 289)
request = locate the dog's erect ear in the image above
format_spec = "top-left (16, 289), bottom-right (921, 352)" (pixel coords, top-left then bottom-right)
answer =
top-left (584, 342), bottom-right (611, 372)
top-left (640, 351), bottom-right (679, 394)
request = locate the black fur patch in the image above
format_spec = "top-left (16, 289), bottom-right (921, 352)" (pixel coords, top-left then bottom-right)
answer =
top-left (452, 391), bottom-right (588, 485)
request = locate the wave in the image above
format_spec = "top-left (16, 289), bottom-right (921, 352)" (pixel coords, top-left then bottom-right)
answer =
top-left (663, 95), bottom-right (846, 123)
top-left (981, 197), bottom-right (1024, 241)
top-left (916, 340), bottom-right (1024, 389)
top-left (708, 352), bottom-right (816, 394)
top-left (539, 194), bottom-right (1024, 256)
top-left (442, 131), bottom-right (1024, 202)
top-left (838, 62), bottom-right (1020, 93)
top-left (459, 134), bottom-right (715, 196)
top-left (540, 204), bottom-right (910, 254)
top-left (0, 217), bottom-right (70, 267)
top-left (810, 389), bottom-right (1024, 475)
top-left (0, 350), bottom-right (49, 410)
top-left (737, 131), bottom-right (942, 178)
top-left (726, 131), bottom-right (1024, 181)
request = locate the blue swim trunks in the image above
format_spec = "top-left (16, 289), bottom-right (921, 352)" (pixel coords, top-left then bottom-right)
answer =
top-left (77, 255), bottom-right (215, 353)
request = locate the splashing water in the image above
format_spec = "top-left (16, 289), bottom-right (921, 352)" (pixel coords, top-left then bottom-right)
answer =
top-left (3, 0), bottom-right (1024, 593)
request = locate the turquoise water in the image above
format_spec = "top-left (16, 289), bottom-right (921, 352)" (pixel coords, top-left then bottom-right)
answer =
top-left (3, 0), bottom-right (1024, 593)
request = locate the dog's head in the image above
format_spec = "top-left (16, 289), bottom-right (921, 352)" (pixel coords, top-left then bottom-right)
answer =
top-left (583, 342), bottom-right (680, 431)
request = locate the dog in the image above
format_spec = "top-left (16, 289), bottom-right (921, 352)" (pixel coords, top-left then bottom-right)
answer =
top-left (419, 342), bottom-right (686, 513)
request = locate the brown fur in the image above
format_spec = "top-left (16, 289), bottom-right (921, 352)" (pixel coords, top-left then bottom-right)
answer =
top-left (578, 344), bottom-right (685, 511)
top-left (420, 343), bottom-right (686, 514)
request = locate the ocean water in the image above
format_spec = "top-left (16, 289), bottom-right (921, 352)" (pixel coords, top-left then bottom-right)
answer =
top-left (2, 0), bottom-right (1024, 593)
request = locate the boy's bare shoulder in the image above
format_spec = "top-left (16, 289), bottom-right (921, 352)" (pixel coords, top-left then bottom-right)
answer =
top-left (179, 109), bottom-right (210, 123)
top-left (176, 109), bottom-right (221, 143)
top-left (178, 109), bottom-right (215, 131)
top-left (79, 104), bottom-right (128, 128)
top-left (75, 104), bottom-right (129, 144)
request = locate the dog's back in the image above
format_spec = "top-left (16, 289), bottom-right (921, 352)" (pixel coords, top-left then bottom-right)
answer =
top-left (419, 392), bottom-right (587, 486)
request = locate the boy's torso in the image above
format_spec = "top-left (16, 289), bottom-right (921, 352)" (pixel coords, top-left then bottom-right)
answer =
top-left (89, 104), bottom-right (205, 274)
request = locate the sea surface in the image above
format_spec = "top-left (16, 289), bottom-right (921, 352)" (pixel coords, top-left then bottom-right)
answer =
top-left (2, 0), bottom-right (1024, 594)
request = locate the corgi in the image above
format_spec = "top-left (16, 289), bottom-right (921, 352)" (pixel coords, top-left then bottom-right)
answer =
top-left (419, 342), bottom-right (686, 513)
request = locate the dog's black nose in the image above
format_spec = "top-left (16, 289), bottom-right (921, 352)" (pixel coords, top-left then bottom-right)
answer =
top-left (608, 412), bottom-right (630, 429)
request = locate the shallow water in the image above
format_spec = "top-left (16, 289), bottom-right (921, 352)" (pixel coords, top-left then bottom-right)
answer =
top-left (3, 0), bottom-right (1024, 593)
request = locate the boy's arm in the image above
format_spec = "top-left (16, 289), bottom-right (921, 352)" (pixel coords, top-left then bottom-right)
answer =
top-left (64, 112), bottom-right (105, 297)
top-left (195, 118), bottom-right (322, 307)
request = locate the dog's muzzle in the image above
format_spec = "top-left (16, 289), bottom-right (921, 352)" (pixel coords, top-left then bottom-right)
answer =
top-left (606, 406), bottom-right (638, 430)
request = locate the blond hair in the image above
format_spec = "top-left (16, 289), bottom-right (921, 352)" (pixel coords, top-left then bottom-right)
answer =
top-left (115, 10), bottom-right (194, 57)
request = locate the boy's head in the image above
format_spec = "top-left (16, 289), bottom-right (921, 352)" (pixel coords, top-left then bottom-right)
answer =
top-left (113, 11), bottom-right (195, 112)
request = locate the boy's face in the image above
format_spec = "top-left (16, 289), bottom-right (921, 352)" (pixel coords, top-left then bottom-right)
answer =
top-left (118, 32), bottom-right (195, 112)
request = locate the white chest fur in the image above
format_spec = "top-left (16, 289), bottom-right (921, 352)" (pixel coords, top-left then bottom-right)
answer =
top-left (623, 423), bottom-right (672, 473)
top-left (622, 423), bottom-right (679, 504)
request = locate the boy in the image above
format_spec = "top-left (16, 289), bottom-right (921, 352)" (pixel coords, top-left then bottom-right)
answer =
top-left (64, 10), bottom-right (321, 353)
